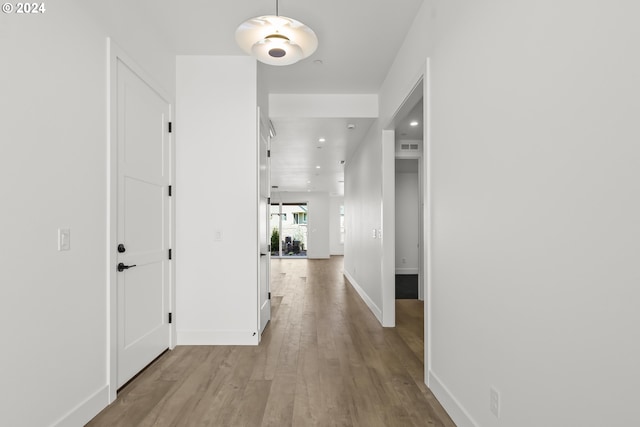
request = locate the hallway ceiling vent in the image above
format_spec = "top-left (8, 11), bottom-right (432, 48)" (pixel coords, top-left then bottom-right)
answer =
top-left (235, 0), bottom-right (318, 66)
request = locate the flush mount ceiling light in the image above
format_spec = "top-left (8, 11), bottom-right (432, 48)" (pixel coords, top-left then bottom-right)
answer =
top-left (235, 0), bottom-right (318, 66)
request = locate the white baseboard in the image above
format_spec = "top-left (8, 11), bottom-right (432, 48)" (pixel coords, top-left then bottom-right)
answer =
top-left (177, 329), bottom-right (260, 345)
top-left (395, 268), bottom-right (419, 275)
top-left (343, 270), bottom-right (383, 324)
top-left (52, 385), bottom-right (109, 427)
top-left (428, 371), bottom-right (479, 427)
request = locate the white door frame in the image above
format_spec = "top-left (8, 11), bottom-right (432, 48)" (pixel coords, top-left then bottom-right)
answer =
top-left (106, 39), bottom-right (176, 402)
top-left (423, 58), bottom-right (433, 384)
top-left (381, 59), bottom-right (432, 381)
top-left (257, 107), bottom-right (271, 337)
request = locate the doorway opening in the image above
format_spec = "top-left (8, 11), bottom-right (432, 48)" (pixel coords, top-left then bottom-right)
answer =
top-left (395, 158), bottom-right (420, 299)
top-left (270, 202), bottom-right (308, 257)
top-left (394, 89), bottom-right (424, 301)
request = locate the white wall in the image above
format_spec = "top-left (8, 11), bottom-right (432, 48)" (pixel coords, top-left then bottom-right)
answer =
top-left (395, 168), bottom-right (419, 274)
top-left (329, 196), bottom-right (344, 255)
top-left (175, 56), bottom-right (260, 345)
top-left (347, 0), bottom-right (640, 426)
top-left (344, 122), bottom-right (384, 321)
top-left (273, 191), bottom-right (331, 259)
top-left (0, 0), bottom-right (175, 425)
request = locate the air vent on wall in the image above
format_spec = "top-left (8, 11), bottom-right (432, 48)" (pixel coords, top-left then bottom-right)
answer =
top-left (400, 143), bottom-right (419, 151)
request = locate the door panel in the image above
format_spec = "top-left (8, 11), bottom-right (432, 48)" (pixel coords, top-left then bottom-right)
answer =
top-left (121, 264), bottom-right (164, 347)
top-left (116, 58), bottom-right (171, 387)
top-left (258, 111), bottom-right (271, 335)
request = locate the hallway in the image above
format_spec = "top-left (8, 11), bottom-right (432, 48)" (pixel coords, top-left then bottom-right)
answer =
top-left (88, 257), bottom-right (454, 426)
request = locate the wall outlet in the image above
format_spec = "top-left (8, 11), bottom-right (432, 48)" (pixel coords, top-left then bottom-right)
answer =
top-left (490, 387), bottom-right (500, 418)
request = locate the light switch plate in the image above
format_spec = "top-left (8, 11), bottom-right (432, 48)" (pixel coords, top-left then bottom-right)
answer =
top-left (58, 228), bottom-right (70, 251)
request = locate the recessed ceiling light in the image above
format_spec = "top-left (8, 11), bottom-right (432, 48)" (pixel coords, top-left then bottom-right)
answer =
top-left (410, 121), bottom-right (419, 127)
top-left (316, 165), bottom-right (321, 169)
top-left (347, 123), bottom-right (356, 130)
top-left (319, 138), bottom-right (326, 142)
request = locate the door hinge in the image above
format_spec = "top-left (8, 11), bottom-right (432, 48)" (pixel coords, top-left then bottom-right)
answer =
top-left (168, 185), bottom-right (172, 196)
top-left (268, 292), bottom-right (271, 300)
top-left (268, 197), bottom-right (271, 204)
top-left (168, 312), bottom-right (173, 324)
top-left (168, 249), bottom-right (172, 260)
top-left (168, 122), bottom-right (172, 133)
top-left (267, 149), bottom-right (271, 158)
top-left (267, 244), bottom-right (271, 252)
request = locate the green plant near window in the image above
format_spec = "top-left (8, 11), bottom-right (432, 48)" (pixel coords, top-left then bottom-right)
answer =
top-left (270, 227), bottom-right (279, 252)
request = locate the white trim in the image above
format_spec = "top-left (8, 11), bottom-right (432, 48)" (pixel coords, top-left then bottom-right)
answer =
top-left (343, 270), bottom-right (383, 324)
top-left (177, 330), bottom-right (260, 346)
top-left (428, 371), bottom-right (480, 427)
top-left (381, 129), bottom-right (396, 327)
top-left (51, 385), bottom-right (109, 427)
top-left (107, 38), bottom-right (175, 403)
top-left (418, 155), bottom-right (425, 301)
top-left (395, 268), bottom-right (419, 275)
top-left (424, 57), bottom-right (433, 384)
top-left (106, 37), bottom-right (117, 404)
top-left (257, 106), bottom-right (262, 340)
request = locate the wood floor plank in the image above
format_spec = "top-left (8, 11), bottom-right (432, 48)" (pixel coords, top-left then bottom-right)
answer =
top-left (88, 256), bottom-right (456, 427)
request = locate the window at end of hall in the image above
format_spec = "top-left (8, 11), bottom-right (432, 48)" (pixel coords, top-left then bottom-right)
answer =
top-left (293, 212), bottom-right (307, 224)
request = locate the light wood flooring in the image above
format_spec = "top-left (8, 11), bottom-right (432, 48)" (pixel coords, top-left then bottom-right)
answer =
top-left (88, 256), bottom-right (455, 426)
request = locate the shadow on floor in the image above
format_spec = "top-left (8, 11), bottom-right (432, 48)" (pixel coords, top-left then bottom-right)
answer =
top-left (396, 274), bottom-right (418, 299)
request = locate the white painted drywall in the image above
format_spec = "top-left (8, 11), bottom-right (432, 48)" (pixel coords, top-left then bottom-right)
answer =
top-left (344, 122), bottom-right (384, 321)
top-left (0, 1), bottom-right (175, 425)
top-left (175, 56), bottom-right (260, 345)
top-left (329, 196), bottom-right (345, 255)
top-left (348, 1), bottom-right (640, 426)
top-left (270, 94), bottom-right (378, 118)
top-left (273, 191), bottom-right (331, 259)
top-left (395, 166), bottom-right (419, 274)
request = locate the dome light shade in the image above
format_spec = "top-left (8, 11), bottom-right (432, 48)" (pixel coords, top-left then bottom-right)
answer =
top-left (236, 14), bottom-right (318, 66)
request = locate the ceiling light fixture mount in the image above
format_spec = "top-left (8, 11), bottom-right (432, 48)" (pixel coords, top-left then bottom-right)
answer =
top-left (235, 0), bottom-right (318, 66)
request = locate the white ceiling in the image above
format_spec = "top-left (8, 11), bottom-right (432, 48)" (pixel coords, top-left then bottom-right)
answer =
top-left (270, 117), bottom-right (375, 195)
top-left (144, 0), bottom-right (425, 195)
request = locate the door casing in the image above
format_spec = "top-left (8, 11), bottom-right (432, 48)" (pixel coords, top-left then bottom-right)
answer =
top-left (107, 39), bottom-right (176, 402)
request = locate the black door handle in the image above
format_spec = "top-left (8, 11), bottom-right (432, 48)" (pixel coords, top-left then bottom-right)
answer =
top-left (117, 263), bottom-right (137, 272)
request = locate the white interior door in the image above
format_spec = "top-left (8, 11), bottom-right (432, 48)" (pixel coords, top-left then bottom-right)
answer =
top-left (258, 110), bottom-right (271, 335)
top-left (116, 59), bottom-right (171, 387)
